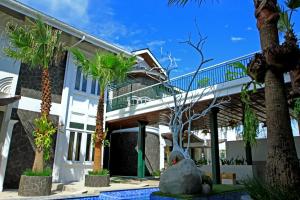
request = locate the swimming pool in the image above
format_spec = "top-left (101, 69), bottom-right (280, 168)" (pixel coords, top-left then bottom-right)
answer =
top-left (68, 187), bottom-right (159, 200)
top-left (67, 188), bottom-right (250, 200)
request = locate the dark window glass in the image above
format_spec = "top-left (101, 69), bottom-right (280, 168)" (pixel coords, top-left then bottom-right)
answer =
top-left (97, 83), bottom-right (100, 96)
top-left (81, 75), bottom-right (87, 92)
top-left (75, 67), bottom-right (81, 90)
top-left (87, 125), bottom-right (96, 131)
top-left (92, 147), bottom-right (94, 161)
top-left (85, 134), bottom-right (91, 161)
top-left (91, 79), bottom-right (96, 94)
top-left (69, 122), bottom-right (84, 130)
top-left (67, 132), bottom-right (75, 160)
top-left (75, 132), bottom-right (82, 161)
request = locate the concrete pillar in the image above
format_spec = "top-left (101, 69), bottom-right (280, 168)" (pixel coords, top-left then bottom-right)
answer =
top-left (0, 119), bottom-right (18, 191)
top-left (137, 121), bottom-right (147, 178)
top-left (209, 107), bottom-right (221, 184)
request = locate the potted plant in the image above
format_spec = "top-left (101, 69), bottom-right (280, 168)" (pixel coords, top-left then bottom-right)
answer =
top-left (4, 17), bottom-right (63, 196)
top-left (18, 115), bottom-right (56, 196)
top-left (85, 169), bottom-right (110, 187)
top-left (70, 48), bottom-right (135, 187)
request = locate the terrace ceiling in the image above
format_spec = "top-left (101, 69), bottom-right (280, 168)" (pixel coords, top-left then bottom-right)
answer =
top-left (107, 88), bottom-right (268, 131)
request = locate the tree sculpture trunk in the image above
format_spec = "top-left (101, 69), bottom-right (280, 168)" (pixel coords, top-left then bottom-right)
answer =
top-left (93, 91), bottom-right (105, 172)
top-left (253, 0), bottom-right (300, 189)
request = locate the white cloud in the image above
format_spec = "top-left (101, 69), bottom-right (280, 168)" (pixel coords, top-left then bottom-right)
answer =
top-left (19, 0), bottom-right (145, 44)
top-left (20, 0), bottom-right (89, 25)
top-left (147, 40), bottom-right (166, 49)
top-left (246, 27), bottom-right (253, 31)
top-left (231, 37), bottom-right (245, 42)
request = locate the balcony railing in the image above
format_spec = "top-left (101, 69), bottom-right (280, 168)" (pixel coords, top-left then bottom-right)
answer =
top-left (107, 52), bottom-right (256, 112)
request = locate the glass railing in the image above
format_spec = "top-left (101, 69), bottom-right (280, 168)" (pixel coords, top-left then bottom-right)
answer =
top-left (107, 52), bottom-right (256, 112)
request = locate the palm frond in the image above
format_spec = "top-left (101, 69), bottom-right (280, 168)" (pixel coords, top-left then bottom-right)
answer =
top-left (168, 0), bottom-right (204, 6)
top-left (69, 48), bottom-right (90, 74)
top-left (70, 48), bottom-right (136, 93)
top-left (278, 9), bottom-right (292, 33)
top-left (285, 0), bottom-right (300, 10)
top-left (4, 16), bottom-right (64, 69)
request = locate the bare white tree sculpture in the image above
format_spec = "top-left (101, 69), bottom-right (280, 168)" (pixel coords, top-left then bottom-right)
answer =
top-left (146, 31), bottom-right (226, 162)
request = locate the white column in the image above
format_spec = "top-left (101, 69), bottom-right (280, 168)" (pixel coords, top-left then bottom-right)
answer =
top-left (52, 52), bottom-right (73, 182)
top-left (0, 118), bottom-right (18, 191)
top-left (159, 125), bottom-right (169, 170)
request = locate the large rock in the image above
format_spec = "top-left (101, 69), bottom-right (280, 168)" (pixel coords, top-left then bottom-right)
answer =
top-left (159, 159), bottom-right (202, 194)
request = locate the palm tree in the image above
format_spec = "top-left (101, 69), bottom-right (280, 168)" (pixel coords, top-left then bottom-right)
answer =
top-left (4, 18), bottom-right (63, 172)
top-left (168, 0), bottom-right (300, 190)
top-left (71, 48), bottom-right (135, 172)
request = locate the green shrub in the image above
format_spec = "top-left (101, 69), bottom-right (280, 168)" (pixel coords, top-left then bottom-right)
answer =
top-left (88, 169), bottom-right (109, 176)
top-left (23, 168), bottom-right (52, 176)
top-left (243, 178), bottom-right (300, 200)
top-left (152, 170), bottom-right (161, 177)
top-left (195, 158), bottom-right (208, 166)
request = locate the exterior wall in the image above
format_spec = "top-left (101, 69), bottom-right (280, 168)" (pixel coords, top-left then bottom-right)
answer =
top-left (0, 11), bottom-right (22, 191)
top-left (53, 53), bottom-right (103, 183)
top-left (109, 127), bottom-right (160, 176)
top-left (15, 53), bottom-right (67, 103)
top-left (199, 165), bottom-right (253, 182)
top-left (226, 136), bottom-right (300, 161)
top-left (2, 49), bottom-right (66, 188)
top-left (114, 76), bottom-right (158, 97)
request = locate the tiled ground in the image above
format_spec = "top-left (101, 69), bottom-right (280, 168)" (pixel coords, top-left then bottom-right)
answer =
top-left (0, 178), bottom-right (159, 200)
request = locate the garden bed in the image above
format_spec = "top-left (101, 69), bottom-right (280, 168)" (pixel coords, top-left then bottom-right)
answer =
top-left (151, 185), bottom-right (248, 200)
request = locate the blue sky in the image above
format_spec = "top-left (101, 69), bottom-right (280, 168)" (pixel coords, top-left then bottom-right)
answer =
top-left (19, 0), bottom-right (300, 77)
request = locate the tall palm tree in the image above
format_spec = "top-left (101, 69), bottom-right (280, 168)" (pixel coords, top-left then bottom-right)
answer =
top-left (168, 0), bottom-right (300, 190)
top-left (4, 18), bottom-right (63, 172)
top-left (71, 48), bottom-right (135, 172)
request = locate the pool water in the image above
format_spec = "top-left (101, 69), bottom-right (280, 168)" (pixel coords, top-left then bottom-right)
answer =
top-left (67, 188), bottom-right (250, 200)
top-left (68, 187), bottom-right (159, 200)
top-left (98, 187), bottom-right (159, 200)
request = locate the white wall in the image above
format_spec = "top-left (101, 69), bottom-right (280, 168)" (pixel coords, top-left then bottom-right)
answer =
top-left (226, 136), bottom-right (300, 161)
top-left (0, 13), bottom-right (21, 191)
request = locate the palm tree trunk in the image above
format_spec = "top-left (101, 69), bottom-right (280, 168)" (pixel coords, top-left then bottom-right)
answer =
top-left (31, 68), bottom-right (52, 172)
top-left (32, 149), bottom-right (44, 172)
top-left (93, 91), bottom-right (105, 172)
top-left (41, 68), bottom-right (52, 117)
top-left (254, 0), bottom-right (300, 189)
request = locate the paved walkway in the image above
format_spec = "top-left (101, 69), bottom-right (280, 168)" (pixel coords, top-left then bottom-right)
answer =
top-left (0, 177), bottom-right (159, 200)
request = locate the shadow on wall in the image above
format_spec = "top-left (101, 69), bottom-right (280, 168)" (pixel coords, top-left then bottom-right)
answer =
top-left (109, 131), bottom-right (160, 176)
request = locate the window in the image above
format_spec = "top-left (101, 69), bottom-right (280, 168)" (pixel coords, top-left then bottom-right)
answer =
top-left (74, 67), bottom-right (87, 92)
top-left (91, 79), bottom-right (96, 94)
top-left (97, 83), bottom-right (101, 95)
top-left (69, 122), bottom-right (84, 130)
top-left (85, 134), bottom-right (92, 161)
top-left (75, 68), bottom-right (81, 90)
top-left (87, 124), bottom-right (96, 131)
top-left (81, 75), bottom-right (87, 92)
top-left (92, 147), bottom-right (94, 161)
top-left (75, 132), bottom-right (82, 161)
top-left (67, 132), bottom-right (75, 160)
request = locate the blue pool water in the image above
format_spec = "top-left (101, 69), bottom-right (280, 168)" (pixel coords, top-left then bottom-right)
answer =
top-left (68, 187), bottom-right (159, 200)
top-left (67, 188), bottom-right (249, 200)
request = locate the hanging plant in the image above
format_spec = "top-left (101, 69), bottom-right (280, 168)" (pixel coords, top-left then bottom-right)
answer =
top-left (292, 98), bottom-right (300, 117)
top-left (227, 62), bottom-right (261, 145)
